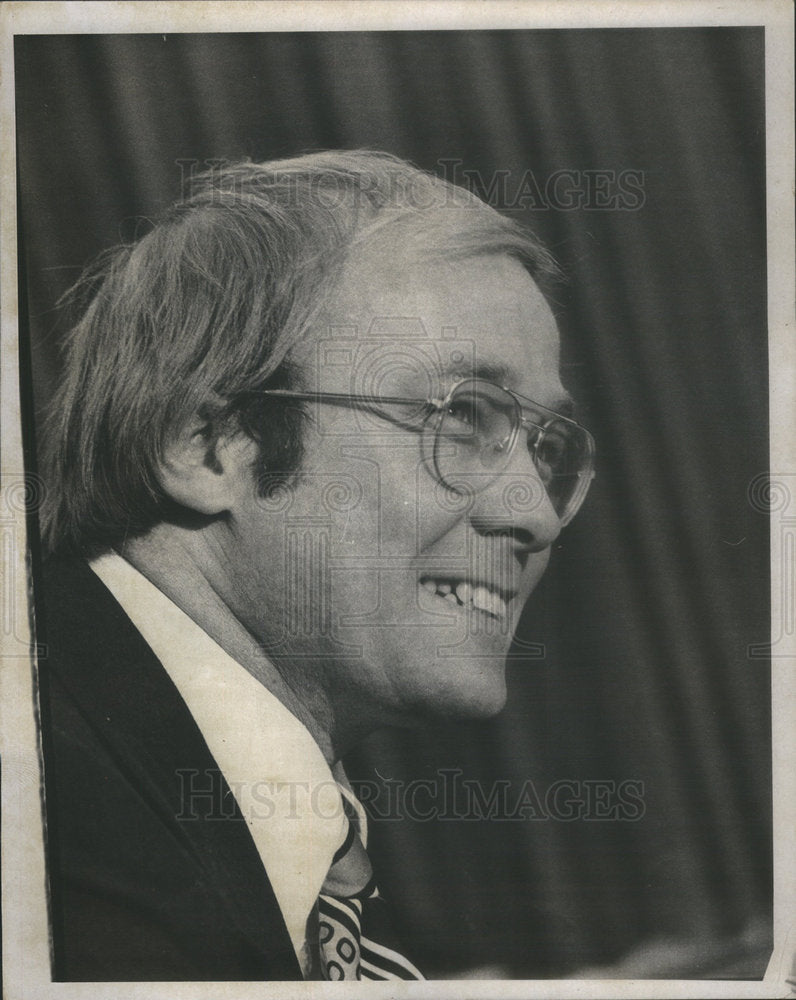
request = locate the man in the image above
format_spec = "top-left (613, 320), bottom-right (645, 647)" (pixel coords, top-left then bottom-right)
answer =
top-left (36, 151), bottom-right (595, 981)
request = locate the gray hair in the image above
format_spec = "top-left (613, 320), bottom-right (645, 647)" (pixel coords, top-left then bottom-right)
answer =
top-left (41, 150), bottom-right (560, 556)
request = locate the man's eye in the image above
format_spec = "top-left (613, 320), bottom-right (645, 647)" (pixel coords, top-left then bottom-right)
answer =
top-left (446, 401), bottom-right (476, 426)
top-left (535, 426), bottom-right (568, 470)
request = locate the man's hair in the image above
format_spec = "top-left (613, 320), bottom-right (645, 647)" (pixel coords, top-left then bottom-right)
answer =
top-left (40, 150), bottom-right (560, 556)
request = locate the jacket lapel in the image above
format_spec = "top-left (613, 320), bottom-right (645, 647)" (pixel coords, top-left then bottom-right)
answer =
top-left (37, 557), bottom-right (301, 979)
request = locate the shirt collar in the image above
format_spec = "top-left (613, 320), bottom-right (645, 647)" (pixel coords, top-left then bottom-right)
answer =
top-left (89, 550), bottom-right (348, 971)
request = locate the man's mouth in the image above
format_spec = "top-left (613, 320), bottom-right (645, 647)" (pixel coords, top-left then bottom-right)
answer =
top-left (418, 576), bottom-right (515, 622)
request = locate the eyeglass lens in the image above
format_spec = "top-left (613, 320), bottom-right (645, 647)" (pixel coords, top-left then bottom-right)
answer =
top-left (434, 380), bottom-right (589, 522)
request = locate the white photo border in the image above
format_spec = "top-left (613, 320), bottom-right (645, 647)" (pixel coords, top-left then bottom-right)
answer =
top-left (1, 3), bottom-right (793, 998)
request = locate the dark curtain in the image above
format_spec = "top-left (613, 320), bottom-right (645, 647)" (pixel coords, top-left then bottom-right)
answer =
top-left (15, 29), bottom-right (770, 978)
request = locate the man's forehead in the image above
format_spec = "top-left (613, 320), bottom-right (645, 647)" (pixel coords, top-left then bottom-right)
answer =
top-left (325, 247), bottom-right (533, 316)
top-left (294, 248), bottom-right (564, 403)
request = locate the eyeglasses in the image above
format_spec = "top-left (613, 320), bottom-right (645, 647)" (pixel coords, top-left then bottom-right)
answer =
top-left (257, 378), bottom-right (595, 525)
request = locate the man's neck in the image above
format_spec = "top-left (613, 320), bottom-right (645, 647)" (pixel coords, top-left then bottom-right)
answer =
top-left (120, 525), bottom-right (338, 765)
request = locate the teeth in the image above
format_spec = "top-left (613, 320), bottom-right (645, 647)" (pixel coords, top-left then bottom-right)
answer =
top-left (472, 585), bottom-right (492, 611)
top-left (472, 586), bottom-right (504, 618)
top-left (420, 578), bottom-right (509, 620)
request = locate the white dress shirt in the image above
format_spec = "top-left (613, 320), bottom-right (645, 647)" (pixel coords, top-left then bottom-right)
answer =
top-left (90, 551), bottom-right (364, 977)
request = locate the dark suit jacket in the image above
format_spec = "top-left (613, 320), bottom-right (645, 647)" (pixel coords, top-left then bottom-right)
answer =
top-left (35, 557), bottom-right (302, 981)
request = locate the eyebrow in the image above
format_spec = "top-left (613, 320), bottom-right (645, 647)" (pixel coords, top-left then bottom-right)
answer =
top-left (442, 359), bottom-right (576, 418)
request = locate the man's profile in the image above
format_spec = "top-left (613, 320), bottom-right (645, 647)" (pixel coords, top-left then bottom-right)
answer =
top-left (35, 151), bottom-right (594, 981)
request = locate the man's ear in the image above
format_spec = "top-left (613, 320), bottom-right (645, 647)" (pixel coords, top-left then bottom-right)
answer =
top-left (157, 413), bottom-right (256, 515)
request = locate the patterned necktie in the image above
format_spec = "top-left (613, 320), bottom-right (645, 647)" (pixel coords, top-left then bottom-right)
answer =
top-left (316, 798), bottom-right (424, 981)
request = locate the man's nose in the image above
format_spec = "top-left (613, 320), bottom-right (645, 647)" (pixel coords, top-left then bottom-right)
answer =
top-left (467, 441), bottom-right (561, 554)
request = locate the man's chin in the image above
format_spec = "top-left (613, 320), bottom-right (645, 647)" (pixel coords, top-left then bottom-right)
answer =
top-left (410, 668), bottom-right (509, 723)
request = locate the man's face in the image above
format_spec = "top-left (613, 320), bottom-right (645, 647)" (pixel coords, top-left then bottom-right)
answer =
top-left (224, 249), bottom-right (568, 738)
